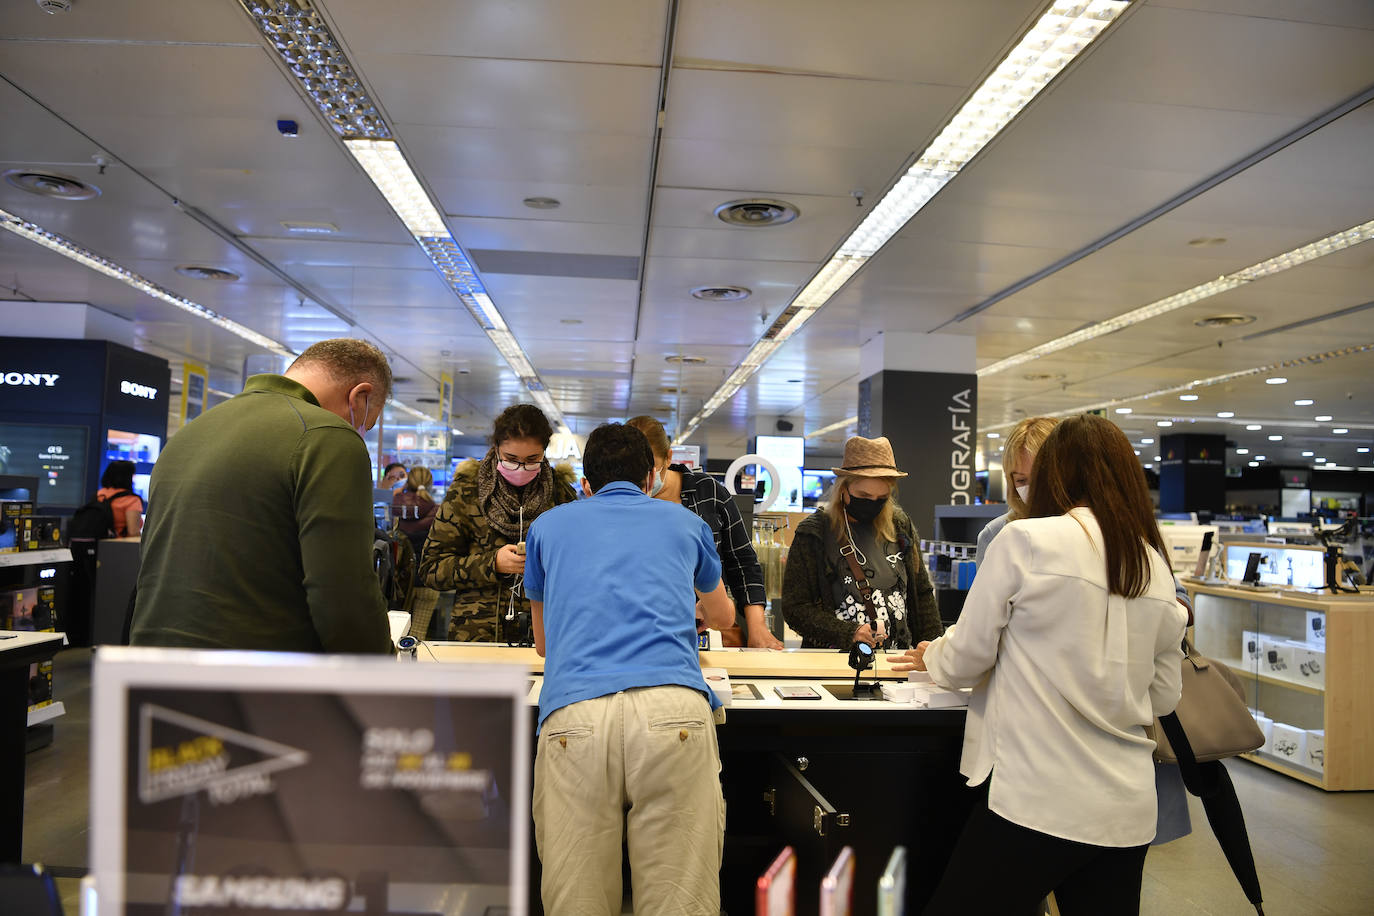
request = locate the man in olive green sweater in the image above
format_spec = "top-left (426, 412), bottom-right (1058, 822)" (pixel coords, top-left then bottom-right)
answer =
top-left (131, 339), bottom-right (394, 654)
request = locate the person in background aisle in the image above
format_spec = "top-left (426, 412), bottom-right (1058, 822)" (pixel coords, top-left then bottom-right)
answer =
top-left (525, 422), bottom-right (734, 916)
top-left (382, 462), bottom-right (407, 490)
top-left (781, 435), bottom-right (942, 650)
top-left (130, 338), bottom-right (393, 653)
top-left (625, 415), bottom-right (782, 650)
top-left (392, 466), bottom-right (438, 559)
top-left (419, 404), bottom-right (577, 642)
top-left (966, 414), bottom-right (1192, 850)
top-left (895, 414), bottom-right (1187, 915)
top-left (975, 416), bottom-right (1058, 563)
top-left (96, 460), bottom-right (144, 538)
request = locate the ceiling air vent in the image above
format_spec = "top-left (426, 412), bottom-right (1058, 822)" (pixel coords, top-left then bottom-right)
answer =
top-left (415, 397), bottom-right (439, 404)
top-left (175, 265), bottom-right (240, 282)
top-left (714, 199), bottom-right (799, 227)
top-left (691, 285), bottom-right (751, 302)
top-left (665, 355), bottom-right (707, 365)
top-left (3, 169), bottom-right (99, 200)
top-left (1022, 372), bottom-right (1066, 382)
top-left (1193, 313), bottom-right (1256, 328)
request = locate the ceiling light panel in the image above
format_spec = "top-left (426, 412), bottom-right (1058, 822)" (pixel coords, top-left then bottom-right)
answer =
top-left (0, 207), bottom-right (295, 358)
top-left (978, 217), bottom-right (1374, 377)
top-left (676, 0), bottom-right (1131, 442)
top-left (239, 0), bottom-right (563, 427)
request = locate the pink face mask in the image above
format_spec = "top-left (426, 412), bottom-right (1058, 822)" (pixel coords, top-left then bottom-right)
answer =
top-left (498, 464), bottom-right (539, 486)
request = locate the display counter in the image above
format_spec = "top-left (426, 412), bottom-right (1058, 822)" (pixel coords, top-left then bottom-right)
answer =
top-left (422, 643), bottom-right (971, 915)
top-left (1184, 579), bottom-right (1374, 790)
top-left (1, 630), bottom-right (65, 863)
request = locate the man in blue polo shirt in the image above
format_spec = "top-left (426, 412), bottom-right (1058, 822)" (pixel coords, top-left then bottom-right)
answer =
top-left (524, 422), bottom-right (735, 916)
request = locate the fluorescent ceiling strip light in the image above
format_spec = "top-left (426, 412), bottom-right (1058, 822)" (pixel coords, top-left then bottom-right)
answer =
top-left (981, 341), bottom-right (1374, 433)
top-left (387, 398), bottom-right (435, 422)
top-left (0, 207), bottom-right (295, 358)
top-left (242, 0), bottom-right (563, 427)
top-left (804, 416), bottom-right (860, 440)
top-left (676, 0), bottom-right (1130, 443)
top-left (978, 217), bottom-right (1374, 377)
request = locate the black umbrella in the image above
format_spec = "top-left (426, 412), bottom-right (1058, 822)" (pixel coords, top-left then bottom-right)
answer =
top-left (1158, 711), bottom-right (1265, 914)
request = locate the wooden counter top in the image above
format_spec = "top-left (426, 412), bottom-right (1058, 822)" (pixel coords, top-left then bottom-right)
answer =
top-left (1183, 579), bottom-right (1374, 612)
top-left (419, 642), bottom-right (915, 680)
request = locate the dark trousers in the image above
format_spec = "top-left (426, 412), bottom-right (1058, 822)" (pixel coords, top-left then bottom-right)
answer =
top-left (924, 784), bottom-right (1149, 916)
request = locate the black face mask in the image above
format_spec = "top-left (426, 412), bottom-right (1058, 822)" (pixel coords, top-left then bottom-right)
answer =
top-left (845, 494), bottom-right (887, 523)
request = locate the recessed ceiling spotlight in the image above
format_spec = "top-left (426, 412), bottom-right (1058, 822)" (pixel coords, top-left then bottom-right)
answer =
top-left (1140, 437), bottom-right (1155, 445)
top-left (1154, 455), bottom-right (1161, 461)
top-left (1236, 448), bottom-right (1249, 455)
top-left (175, 265), bottom-right (241, 282)
top-left (1302, 451), bottom-right (1314, 457)
top-left (3, 168), bottom-right (100, 201)
top-left (1255, 455), bottom-right (1266, 461)
top-left (1134, 449), bottom-right (1141, 456)
top-left (1192, 313), bottom-right (1255, 328)
top-left (1333, 428), bottom-right (1349, 434)
top-left (1358, 447), bottom-right (1370, 453)
top-left (1248, 461), bottom-right (1259, 467)
top-left (1293, 399), bottom-right (1314, 406)
top-left (1115, 407), bottom-right (1132, 414)
top-left (1265, 377), bottom-right (1287, 385)
top-left (714, 198), bottom-right (799, 227)
top-left (690, 285), bottom-right (752, 302)
top-left (1315, 456), bottom-right (1327, 462)
top-left (1144, 463), bottom-right (1153, 469)
top-left (1216, 411), bottom-right (1235, 418)
top-left (1157, 420), bottom-right (1173, 427)
top-left (1315, 415), bottom-right (1333, 422)
top-left (987, 432), bottom-right (1001, 438)
top-left (1187, 237), bottom-right (1228, 247)
top-left (665, 355), bottom-right (707, 364)
top-left (522, 196), bottom-right (561, 210)
top-left (1268, 435), bottom-right (1283, 441)
top-left (1245, 424), bottom-right (1263, 431)
top-left (1179, 394), bottom-right (1199, 401)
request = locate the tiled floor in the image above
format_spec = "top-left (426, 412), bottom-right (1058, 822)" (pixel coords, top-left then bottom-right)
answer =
top-left (21, 650), bottom-right (1374, 914)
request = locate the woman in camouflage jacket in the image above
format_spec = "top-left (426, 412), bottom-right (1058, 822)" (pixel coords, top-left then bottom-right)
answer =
top-left (419, 405), bottom-right (578, 641)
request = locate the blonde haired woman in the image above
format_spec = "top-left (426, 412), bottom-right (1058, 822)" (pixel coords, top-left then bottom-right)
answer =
top-left (976, 416), bottom-right (1058, 566)
top-left (780, 436), bottom-right (942, 649)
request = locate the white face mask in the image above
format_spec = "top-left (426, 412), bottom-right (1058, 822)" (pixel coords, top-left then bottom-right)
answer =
top-left (1016, 484), bottom-right (1029, 503)
top-left (349, 393), bottom-right (370, 438)
top-left (648, 466), bottom-right (666, 497)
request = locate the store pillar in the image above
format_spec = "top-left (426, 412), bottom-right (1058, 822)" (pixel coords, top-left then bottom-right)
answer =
top-left (856, 332), bottom-right (977, 536)
top-left (1159, 433), bottom-right (1226, 513)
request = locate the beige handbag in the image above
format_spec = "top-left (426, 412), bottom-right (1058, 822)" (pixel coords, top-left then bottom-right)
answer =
top-left (1152, 637), bottom-right (1265, 765)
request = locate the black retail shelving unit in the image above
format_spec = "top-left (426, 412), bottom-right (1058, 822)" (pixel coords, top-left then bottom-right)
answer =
top-left (931, 504), bottom-right (1007, 623)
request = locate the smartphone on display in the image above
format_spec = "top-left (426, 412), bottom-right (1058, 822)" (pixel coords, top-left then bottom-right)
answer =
top-left (756, 846), bottom-right (796, 916)
top-left (774, 685), bottom-right (821, 700)
top-left (1243, 551), bottom-right (1263, 585)
top-left (877, 846), bottom-right (907, 916)
top-left (820, 846), bottom-right (856, 916)
top-left (1192, 531), bottom-right (1214, 578)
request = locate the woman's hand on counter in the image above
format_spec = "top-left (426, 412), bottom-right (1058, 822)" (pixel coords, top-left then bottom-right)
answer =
top-left (886, 641), bottom-right (931, 672)
top-left (745, 604), bottom-right (784, 650)
top-left (495, 544), bottom-right (526, 575)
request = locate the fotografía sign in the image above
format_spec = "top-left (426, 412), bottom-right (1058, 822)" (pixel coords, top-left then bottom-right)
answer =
top-left (90, 648), bottom-right (530, 916)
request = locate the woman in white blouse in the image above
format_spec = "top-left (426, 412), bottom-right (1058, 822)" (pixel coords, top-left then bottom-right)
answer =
top-left (897, 414), bottom-right (1187, 915)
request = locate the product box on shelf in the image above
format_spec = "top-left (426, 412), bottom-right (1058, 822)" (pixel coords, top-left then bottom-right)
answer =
top-left (29, 659), bottom-right (53, 711)
top-left (1288, 642), bottom-right (1325, 688)
top-left (0, 499), bottom-right (35, 553)
top-left (2, 584), bottom-right (56, 631)
top-left (1305, 730), bottom-right (1325, 773)
top-left (1305, 611), bottom-right (1326, 645)
top-left (1269, 722), bottom-right (1307, 764)
top-left (1252, 712), bottom-right (1274, 755)
top-left (1241, 629), bottom-right (1263, 664)
top-left (1259, 636), bottom-right (1295, 676)
top-left (21, 515), bottom-right (63, 550)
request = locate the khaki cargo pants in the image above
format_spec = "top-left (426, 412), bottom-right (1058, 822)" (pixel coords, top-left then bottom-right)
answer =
top-left (533, 686), bottom-right (725, 915)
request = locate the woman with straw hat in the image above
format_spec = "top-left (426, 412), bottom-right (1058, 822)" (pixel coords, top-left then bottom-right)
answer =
top-left (780, 435), bottom-right (942, 649)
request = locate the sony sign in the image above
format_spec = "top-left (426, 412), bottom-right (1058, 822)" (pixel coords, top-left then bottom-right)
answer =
top-left (1, 372), bottom-right (60, 387)
top-left (121, 380), bottom-right (159, 400)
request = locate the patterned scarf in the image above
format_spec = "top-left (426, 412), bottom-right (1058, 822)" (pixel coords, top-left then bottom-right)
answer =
top-left (475, 447), bottom-right (556, 540)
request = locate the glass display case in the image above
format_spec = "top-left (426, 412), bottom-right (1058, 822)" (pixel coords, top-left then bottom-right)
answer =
top-left (1187, 581), bottom-right (1374, 790)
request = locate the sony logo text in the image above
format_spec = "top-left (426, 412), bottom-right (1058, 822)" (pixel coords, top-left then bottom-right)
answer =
top-left (121, 380), bottom-right (159, 400)
top-left (0, 372), bottom-right (60, 387)
top-left (949, 388), bottom-right (973, 504)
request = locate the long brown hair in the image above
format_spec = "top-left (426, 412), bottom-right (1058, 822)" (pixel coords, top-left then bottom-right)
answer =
top-left (1027, 414), bottom-right (1167, 598)
top-left (824, 477), bottom-right (898, 547)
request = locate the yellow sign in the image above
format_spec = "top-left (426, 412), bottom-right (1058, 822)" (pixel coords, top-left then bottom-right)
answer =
top-left (439, 371), bottom-right (453, 428)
